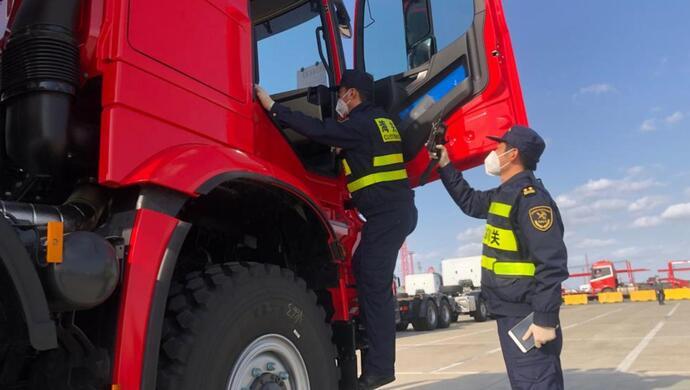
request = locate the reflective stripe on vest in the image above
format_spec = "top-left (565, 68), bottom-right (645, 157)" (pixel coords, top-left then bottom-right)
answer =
top-left (489, 202), bottom-right (512, 218)
top-left (343, 159), bottom-right (352, 176)
top-left (347, 169), bottom-right (408, 193)
top-left (483, 224), bottom-right (518, 251)
top-left (481, 255), bottom-right (535, 277)
top-left (373, 153), bottom-right (404, 167)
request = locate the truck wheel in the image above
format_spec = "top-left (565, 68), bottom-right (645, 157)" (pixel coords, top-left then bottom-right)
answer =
top-left (473, 298), bottom-right (488, 322)
top-left (412, 300), bottom-right (438, 331)
top-left (157, 262), bottom-right (338, 390)
top-left (451, 312), bottom-right (460, 323)
top-left (396, 321), bottom-right (409, 332)
top-left (437, 300), bottom-right (452, 329)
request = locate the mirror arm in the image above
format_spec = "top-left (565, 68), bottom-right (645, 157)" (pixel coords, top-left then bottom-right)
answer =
top-left (315, 26), bottom-right (334, 86)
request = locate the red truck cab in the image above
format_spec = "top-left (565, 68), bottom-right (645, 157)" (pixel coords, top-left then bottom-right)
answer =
top-left (0, 1), bottom-right (526, 388)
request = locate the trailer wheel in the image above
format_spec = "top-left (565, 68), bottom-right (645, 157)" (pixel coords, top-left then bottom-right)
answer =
top-left (396, 321), bottom-right (409, 332)
top-left (157, 262), bottom-right (338, 390)
top-left (437, 300), bottom-right (452, 329)
top-left (412, 300), bottom-right (438, 331)
top-left (473, 298), bottom-right (488, 322)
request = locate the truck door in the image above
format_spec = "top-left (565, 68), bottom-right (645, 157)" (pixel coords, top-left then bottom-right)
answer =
top-left (353, 0), bottom-right (527, 186)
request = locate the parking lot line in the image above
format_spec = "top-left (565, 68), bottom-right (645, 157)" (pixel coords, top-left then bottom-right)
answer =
top-left (562, 307), bottom-right (624, 330)
top-left (616, 320), bottom-right (665, 372)
top-left (432, 347), bottom-right (502, 373)
top-left (666, 302), bottom-right (681, 318)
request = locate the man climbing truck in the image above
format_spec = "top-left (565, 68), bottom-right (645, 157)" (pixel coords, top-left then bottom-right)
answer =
top-left (0, 0), bottom-right (526, 389)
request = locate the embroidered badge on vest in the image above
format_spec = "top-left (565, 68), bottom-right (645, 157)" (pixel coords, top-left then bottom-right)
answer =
top-left (529, 206), bottom-right (553, 232)
top-left (374, 118), bottom-right (401, 142)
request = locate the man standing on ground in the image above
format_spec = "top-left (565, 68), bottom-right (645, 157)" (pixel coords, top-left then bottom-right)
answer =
top-left (434, 126), bottom-right (568, 389)
top-left (256, 70), bottom-right (417, 389)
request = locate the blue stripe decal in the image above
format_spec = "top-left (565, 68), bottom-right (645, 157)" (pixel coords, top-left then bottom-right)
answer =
top-left (399, 65), bottom-right (468, 120)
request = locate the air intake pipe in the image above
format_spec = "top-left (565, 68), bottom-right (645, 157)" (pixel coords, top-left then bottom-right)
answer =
top-left (1, 0), bottom-right (81, 178)
top-left (0, 185), bottom-right (107, 232)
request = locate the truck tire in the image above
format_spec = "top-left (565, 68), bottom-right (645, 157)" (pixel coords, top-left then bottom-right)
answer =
top-left (412, 300), bottom-right (438, 331)
top-left (451, 313), bottom-right (460, 323)
top-left (473, 298), bottom-right (489, 322)
top-left (157, 262), bottom-right (339, 390)
top-left (437, 300), bottom-right (452, 329)
top-left (396, 321), bottom-right (409, 332)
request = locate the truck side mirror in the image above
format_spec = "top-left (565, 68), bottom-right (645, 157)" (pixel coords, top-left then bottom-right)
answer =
top-left (333, 0), bottom-right (352, 38)
top-left (407, 36), bottom-right (436, 69)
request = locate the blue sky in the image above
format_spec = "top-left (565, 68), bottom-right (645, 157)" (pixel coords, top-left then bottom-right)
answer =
top-left (398, 0), bottom-right (690, 287)
top-left (259, 1), bottom-right (690, 287)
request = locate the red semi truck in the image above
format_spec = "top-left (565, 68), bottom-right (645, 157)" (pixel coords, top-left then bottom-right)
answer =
top-left (0, 0), bottom-right (526, 388)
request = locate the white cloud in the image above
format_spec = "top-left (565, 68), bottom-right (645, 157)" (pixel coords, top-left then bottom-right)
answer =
top-left (632, 216), bottom-right (662, 228)
top-left (628, 196), bottom-right (666, 212)
top-left (591, 199), bottom-right (627, 211)
top-left (626, 166), bottom-right (645, 176)
top-left (575, 178), bottom-right (659, 197)
top-left (612, 247), bottom-right (639, 258)
top-left (456, 243), bottom-right (481, 257)
top-left (661, 203), bottom-right (690, 220)
top-left (579, 178), bottom-right (615, 192)
top-left (575, 238), bottom-right (616, 249)
top-left (665, 111), bottom-right (684, 125)
top-left (602, 224), bottom-right (622, 232)
top-left (640, 119), bottom-right (656, 132)
top-left (415, 251), bottom-right (440, 261)
top-left (579, 83), bottom-right (615, 95)
top-left (456, 226), bottom-right (485, 241)
top-left (555, 195), bottom-right (577, 209)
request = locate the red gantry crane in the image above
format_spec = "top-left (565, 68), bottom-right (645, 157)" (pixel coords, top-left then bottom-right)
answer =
top-left (657, 260), bottom-right (690, 288)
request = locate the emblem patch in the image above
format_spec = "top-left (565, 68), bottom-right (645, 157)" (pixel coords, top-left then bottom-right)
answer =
top-left (529, 206), bottom-right (553, 232)
top-left (374, 118), bottom-right (401, 142)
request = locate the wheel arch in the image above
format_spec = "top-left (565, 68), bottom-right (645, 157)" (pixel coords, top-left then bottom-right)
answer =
top-left (140, 171), bottom-right (343, 389)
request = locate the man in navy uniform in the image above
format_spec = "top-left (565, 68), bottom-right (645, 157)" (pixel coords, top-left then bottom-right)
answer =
top-left (256, 70), bottom-right (417, 389)
top-left (434, 126), bottom-right (568, 390)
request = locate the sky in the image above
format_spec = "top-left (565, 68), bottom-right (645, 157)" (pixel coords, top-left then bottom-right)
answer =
top-left (260, 1), bottom-right (690, 288)
top-left (397, 0), bottom-right (690, 287)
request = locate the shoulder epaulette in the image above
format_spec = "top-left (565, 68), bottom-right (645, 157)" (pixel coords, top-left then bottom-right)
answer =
top-left (522, 185), bottom-right (537, 197)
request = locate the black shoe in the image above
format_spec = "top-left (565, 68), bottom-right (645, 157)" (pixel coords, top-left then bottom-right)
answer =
top-left (357, 374), bottom-right (395, 389)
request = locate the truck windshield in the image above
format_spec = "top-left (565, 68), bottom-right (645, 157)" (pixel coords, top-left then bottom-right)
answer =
top-left (254, 2), bottom-right (328, 94)
top-left (592, 267), bottom-right (612, 279)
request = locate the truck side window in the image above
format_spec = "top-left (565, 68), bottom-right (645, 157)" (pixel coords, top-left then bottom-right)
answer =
top-left (254, 2), bottom-right (329, 94)
top-left (362, 0), bottom-right (474, 80)
top-left (251, 2), bottom-right (340, 177)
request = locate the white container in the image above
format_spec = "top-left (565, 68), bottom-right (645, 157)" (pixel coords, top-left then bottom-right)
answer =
top-left (441, 256), bottom-right (482, 288)
top-left (404, 273), bottom-right (442, 294)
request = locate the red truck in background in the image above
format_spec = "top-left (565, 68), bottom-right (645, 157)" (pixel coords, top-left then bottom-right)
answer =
top-left (0, 0), bottom-right (526, 388)
top-left (570, 259), bottom-right (648, 295)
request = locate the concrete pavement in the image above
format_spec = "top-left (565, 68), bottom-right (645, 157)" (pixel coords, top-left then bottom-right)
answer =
top-left (382, 301), bottom-right (690, 389)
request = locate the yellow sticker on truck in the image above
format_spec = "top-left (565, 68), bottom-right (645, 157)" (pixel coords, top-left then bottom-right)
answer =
top-left (374, 118), bottom-right (401, 142)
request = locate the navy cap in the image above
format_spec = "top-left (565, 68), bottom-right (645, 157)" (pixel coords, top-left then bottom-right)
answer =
top-left (339, 69), bottom-right (374, 98)
top-left (487, 125), bottom-right (545, 170)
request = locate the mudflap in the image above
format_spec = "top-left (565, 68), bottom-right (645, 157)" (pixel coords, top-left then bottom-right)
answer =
top-left (333, 320), bottom-right (358, 390)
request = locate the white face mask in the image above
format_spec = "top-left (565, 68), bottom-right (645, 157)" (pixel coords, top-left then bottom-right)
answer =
top-left (336, 89), bottom-right (353, 118)
top-left (484, 149), bottom-right (513, 176)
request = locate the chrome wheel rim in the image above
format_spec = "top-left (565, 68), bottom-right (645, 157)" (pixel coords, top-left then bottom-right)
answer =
top-left (227, 334), bottom-right (309, 390)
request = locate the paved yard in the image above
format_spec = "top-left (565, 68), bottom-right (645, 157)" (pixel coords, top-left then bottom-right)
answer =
top-left (381, 301), bottom-right (690, 389)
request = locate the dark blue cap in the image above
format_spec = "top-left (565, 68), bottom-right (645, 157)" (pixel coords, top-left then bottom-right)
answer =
top-left (488, 125), bottom-right (545, 170)
top-left (339, 69), bottom-right (374, 98)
